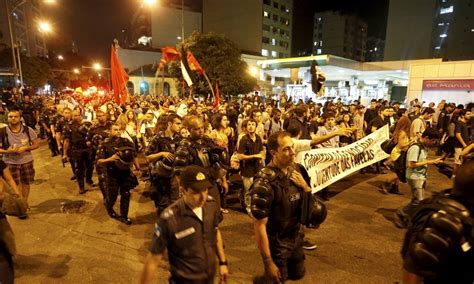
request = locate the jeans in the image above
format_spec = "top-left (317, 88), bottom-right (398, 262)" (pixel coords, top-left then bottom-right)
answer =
top-left (398, 178), bottom-right (426, 218)
top-left (242, 176), bottom-right (254, 213)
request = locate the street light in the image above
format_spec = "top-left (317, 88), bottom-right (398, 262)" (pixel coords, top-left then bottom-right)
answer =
top-left (143, 0), bottom-right (157, 6)
top-left (57, 54), bottom-right (64, 60)
top-left (73, 68), bottom-right (80, 74)
top-left (93, 63), bottom-right (102, 71)
top-left (38, 21), bottom-right (52, 33)
top-left (5, 0), bottom-right (57, 86)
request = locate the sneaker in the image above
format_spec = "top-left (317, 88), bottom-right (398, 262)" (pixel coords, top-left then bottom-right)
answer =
top-left (70, 176), bottom-right (76, 181)
top-left (302, 240), bottom-right (317, 250)
top-left (79, 188), bottom-right (87, 194)
top-left (221, 208), bottom-right (229, 214)
top-left (86, 180), bottom-right (96, 187)
top-left (118, 217), bottom-right (132, 225)
top-left (18, 214), bottom-right (28, 220)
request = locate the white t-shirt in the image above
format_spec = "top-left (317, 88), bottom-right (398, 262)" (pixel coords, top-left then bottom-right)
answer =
top-left (192, 207), bottom-right (203, 221)
top-left (292, 138), bottom-right (311, 154)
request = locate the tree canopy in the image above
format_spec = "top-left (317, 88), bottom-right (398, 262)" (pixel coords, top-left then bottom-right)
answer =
top-left (168, 32), bottom-right (257, 99)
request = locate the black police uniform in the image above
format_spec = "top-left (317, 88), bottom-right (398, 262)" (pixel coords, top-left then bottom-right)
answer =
top-left (173, 138), bottom-right (226, 208)
top-left (87, 121), bottom-right (113, 200)
top-left (63, 120), bottom-right (94, 192)
top-left (55, 116), bottom-right (75, 173)
top-left (149, 196), bottom-right (221, 283)
top-left (39, 108), bottom-right (59, 156)
top-left (97, 137), bottom-right (138, 221)
top-left (250, 162), bottom-right (312, 282)
top-left (145, 133), bottom-right (181, 213)
top-left (19, 101), bottom-right (36, 129)
top-left (401, 190), bottom-right (474, 283)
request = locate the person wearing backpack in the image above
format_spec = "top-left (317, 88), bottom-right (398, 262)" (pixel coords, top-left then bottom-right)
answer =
top-left (394, 128), bottom-right (443, 228)
top-left (0, 109), bottom-right (39, 215)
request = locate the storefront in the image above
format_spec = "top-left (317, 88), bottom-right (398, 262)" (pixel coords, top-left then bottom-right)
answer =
top-left (421, 79), bottom-right (474, 105)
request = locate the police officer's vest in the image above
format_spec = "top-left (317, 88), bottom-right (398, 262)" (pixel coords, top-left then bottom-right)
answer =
top-left (265, 164), bottom-right (307, 238)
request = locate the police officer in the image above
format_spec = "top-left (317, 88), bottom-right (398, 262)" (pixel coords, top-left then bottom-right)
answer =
top-left (62, 108), bottom-right (95, 194)
top-left (87, 110), bottom-right (112, 201)
top-left (146, 113), bottom-right (182, 214)
top-left (19, 95), bottom-right (37, 129)
top-left (55, 107), bottom-right (75, 179)
top-left (250, 131), bottom-right (327, 283)
top-left (140, 165), bottom-right (229, 284)
top-left (39, 102), bottom-right (59, 157)
top-left (96, 123), bottom-right (139, 225)
top-left (172, 116), bottom-right (228, 208)
top-left (400, 160), bottom-right (474, 283)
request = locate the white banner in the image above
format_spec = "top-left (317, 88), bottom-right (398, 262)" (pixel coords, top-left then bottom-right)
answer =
top-left (296, 125), bottom-right (390, 193)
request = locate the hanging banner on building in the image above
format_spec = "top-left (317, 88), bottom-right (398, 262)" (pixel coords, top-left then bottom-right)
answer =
top-left (422, 80), bottom-right (474, 91)
top-left (296, 125), bottom-right (390, 193)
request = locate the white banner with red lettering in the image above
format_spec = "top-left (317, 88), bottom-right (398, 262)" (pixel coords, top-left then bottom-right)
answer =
top-left (296, 125), bottom-right (390, 193)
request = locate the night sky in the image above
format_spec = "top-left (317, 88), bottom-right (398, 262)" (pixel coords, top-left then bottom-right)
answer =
top-left (47, 0), bottom-right (135, 63)
top-left (46, 0), bottom-right (389, 62)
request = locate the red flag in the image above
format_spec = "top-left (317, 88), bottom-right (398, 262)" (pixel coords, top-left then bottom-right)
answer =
top-left (213, 81), bottom-right (220, 111)
top-left (156, 47), bottom-right (181, 76)
top-left (161, 47), bottom-right (181, 63)
top-left (186, 51), bottom-right (204, 75)
top-left (110, 45), bottom-right (129, 105)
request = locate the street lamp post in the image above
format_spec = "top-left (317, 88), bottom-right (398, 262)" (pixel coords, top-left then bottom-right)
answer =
top-left (5, 0), bottom-right (55, 86)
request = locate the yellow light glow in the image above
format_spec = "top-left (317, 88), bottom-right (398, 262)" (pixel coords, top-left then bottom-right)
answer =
top-left (57, 55), bottom-right (64, 60)
top-left (73, 68), bottom-right (80, 74)
top-left (249, 66), bottom-right (259, 77)
top-left (143, 0), bottom-right (157, 6)
top-left (93, 63), bottom-right (102, 71)
top-left (43, 0), bottom-right (56, 4)
top-left (38, 21), bottom-right (52, 33)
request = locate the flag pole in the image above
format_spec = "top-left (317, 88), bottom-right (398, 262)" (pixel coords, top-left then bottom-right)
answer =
top-left (203, 72), bottom-right (215, 100)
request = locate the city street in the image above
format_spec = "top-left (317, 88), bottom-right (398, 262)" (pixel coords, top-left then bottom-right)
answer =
top-left (9, 141), bottom-right (452, 283)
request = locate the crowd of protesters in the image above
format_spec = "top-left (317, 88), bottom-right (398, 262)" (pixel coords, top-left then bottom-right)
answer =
top-left (1, 85), bottom-right (474, 283)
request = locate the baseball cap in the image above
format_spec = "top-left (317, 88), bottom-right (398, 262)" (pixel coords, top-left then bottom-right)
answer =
top-left (179, 165), bottom-right (213, 192)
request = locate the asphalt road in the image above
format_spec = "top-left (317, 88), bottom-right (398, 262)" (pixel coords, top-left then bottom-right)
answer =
top-left (7, 141), bottom-right (452, 283)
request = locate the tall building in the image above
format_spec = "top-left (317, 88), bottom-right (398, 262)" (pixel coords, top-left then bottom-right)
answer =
top-left (0, 0), bottom-right (47, 57)
top-left (129, 0), bottom-right (202, 49)
top-left (384, 0), bottom-right (474, 61)
top-left (366, 37), bottom-right (385, 62)
top-left (203, 0), bottom-right (293, 58)
top-left (313, 11), bottom-right (367, 61)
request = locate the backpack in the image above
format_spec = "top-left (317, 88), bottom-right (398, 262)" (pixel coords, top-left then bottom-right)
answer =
top-left (0, 125), bottom-right (32, 150)
top-left (393, 143), bottom-right (422, 183)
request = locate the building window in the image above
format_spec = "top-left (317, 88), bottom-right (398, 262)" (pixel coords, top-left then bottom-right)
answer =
top-left (271, 38), bottom-right (277, 45)
top-left (271, 51), bottom-right (278, 57)
top-left (279, 52), bottom-right (285, 58)
top-left (320, 40), bottom-right (323, 47)
top-left (317, 17), bottom-right (322, 22)
top-left (435, 46), bottom-right (441, 49)
top-left (262, 49), bottom-right (269, 56)
top-left (279, 41), bottom-right (288, 48)
top-left (439, 33), bottom-right (448, 38)
top-left (273, 15), bottom-right (278, 21)
top-left (263, 11), bottom-right (270, 18)
top-left (314, 41), bottom-right (318, 46)
top-left (272, 26), bottom-right (278, 34)
top-left (273, 2), bottom-right (278, 8)
top-left (263, 24), bottom-right (270, 31)
top-left (440, 6), bottom-right (454, 14)
top-left (438, 22), bottom-right (445, 26)
top-left (317, 49), bottom-right (322, 55)
top-left (263, 0), bottom-right (271, 5)
top-left (262, 37), bottom-right (270, 44)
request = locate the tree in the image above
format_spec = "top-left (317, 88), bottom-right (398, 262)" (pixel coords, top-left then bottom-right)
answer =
top-left (168, 32), bottom-right (257, 100)
top-left (0, 49), bottom-right (52, 89)
top-left (20, 55), bottom-right (52, 89)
